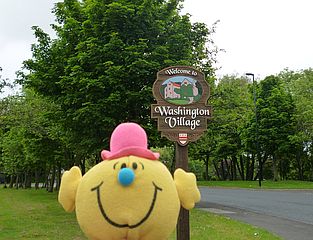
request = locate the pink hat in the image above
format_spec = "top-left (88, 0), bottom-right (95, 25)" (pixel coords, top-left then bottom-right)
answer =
top-left (101, 122), bottom-right (160, 160)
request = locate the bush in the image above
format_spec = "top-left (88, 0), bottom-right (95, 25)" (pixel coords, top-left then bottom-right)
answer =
top-left (151, 146), bottom-right (174, 172)
top-left (189, 159), bottom-right (204, 180)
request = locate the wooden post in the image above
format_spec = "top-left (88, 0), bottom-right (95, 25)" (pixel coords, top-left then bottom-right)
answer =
top-left (151, 66), bottom-right (212, 240)
top-left (175, 143), bottom-right (190, 240)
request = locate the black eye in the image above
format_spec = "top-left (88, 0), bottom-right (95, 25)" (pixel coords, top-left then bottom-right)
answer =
top-left (113, 162), bottom-right (119, 169)
top-left (139, 162), bottom-right (144, 170)
top-left (121, 163), bottom-right (127, 169)
top-left (132, 162), bottom-right (138, 170)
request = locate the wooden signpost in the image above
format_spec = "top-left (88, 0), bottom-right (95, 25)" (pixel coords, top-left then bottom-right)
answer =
top-left (151, 66), bottom-right (212, 240)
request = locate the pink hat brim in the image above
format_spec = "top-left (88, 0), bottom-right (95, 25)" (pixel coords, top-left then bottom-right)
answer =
top-left (101, 147), bottom-right (160, 161)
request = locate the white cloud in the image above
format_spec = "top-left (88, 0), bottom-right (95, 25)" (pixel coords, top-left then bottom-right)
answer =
top-left (0, 0), bottom-right (58, 82)
top-left (182, 0), bottom-right (313, 78)
top-left (0, 0), bottom-right (312, 86)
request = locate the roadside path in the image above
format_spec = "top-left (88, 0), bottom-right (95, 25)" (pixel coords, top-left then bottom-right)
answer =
top-left (198, 187), bottom-right (313, 240)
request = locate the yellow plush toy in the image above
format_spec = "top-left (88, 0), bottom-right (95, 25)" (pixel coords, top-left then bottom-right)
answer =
top-left (58, 122), bottom-right (200, 240)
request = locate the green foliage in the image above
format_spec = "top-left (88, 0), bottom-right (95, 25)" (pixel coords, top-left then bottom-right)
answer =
top-left (151, 145), bottom-right (174, 172)
top-left (204, 75), bottom-right (254, 180)
top-left (278, 69), bottom-right (313, 180)
top-left (0, 90), bottom-right (65, 188)
top-left (189, 127), bottom-right (216, 180)
top-left (213, 75), bottom-right (253, 158)
top-left (0, 67), bottom-right (13, 94)
top-left (189, 71), bottom-right (312, 182)
top-left (188, 159), bottom-right (204, 180)
top-left (19, 0), bottom-right (218, 168)
top-left (257, 75), bottom-right (295, 155)
top-left (2, 1), bottom-right (312, 185)
top-left (1, 127), bottom-right (25, 175)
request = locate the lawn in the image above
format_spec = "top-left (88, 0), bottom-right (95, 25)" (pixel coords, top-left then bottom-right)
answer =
top-left (167, 99), bottom-right (190, 105)
top-left (0, 187), bottom-right (281, 240)
top-left (198, 180), bottom-right (313, 189)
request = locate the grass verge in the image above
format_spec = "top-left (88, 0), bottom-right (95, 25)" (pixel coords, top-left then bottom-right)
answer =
top-left (0, 187), bottom-right (281, 239)
top-left (198, 180), bottom-right (313, 189)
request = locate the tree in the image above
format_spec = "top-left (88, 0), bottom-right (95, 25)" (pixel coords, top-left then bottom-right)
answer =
top-left (0, 90), bottom-right (66, 190)
top-left (206, 75), bottom-right (254, 180)
top-left (256, 75), bottom-right (295, 181)
top-left (279, 69), bottom-right (313, 180)
top-left (1, 127), bottom-right (25, 188)
top-left (189, 127), bottom-right (216, 180)
top-left (19, 0), bottom-right (219, 169)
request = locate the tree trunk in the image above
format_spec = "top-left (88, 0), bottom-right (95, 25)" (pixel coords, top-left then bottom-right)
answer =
top-left (231, 157), bottom-right (236, 180)
top-left (171, 146), bottom-right (176, 174)
top-left (44, 176), bottom-right (48, 189)
top-left (220, 160), bottom-right (226, 180)
top-left (48, 164), bottom-right (56, 192)
top-left (249, 154), bottom-right (255, 181)
top-left (9, 175), bottom-right (14, 188)
top-left (81, 158), bottom-right (86, 175)
top-left (212, 160), bottom-right (221, 180)
top-left (35, 169), bottom-right (40, 190)
top-left (24, 171), bottom-right (32, 188)
top-left (204, 154), bottom-right (209, 181)
top-left (43, 167), bottom-right (49, 189)
top-left (235, 155), bottom-right (244, 180)
top-left (279, 156), bottom-right (287, 180)
top-left (245, 155), bottom-right (251, 180)
top-left (272, 154), bottom-right (279, 181)
top-left (55, 161), bottom-right (62, 191)
top-left (3, 174), bottom-right (7, 188)
top-left (15, 174), bottom-right (19, 189)
top-left (296, 150), bottom-right (304, 180)
top-left (23, 172), bottom-right (27, 188)
top-left (224, 159), bottom-right (230, 180)
top-left (239, 155), bottom-right (245, 180)
top-left (45, 167), bottom-right (49, 190)
top-left (259, 153), bottom-right (268, 182)
top-left (170, 156), bottom-right (176, 174)
top-left (231, 155), bottom-right (239, 180)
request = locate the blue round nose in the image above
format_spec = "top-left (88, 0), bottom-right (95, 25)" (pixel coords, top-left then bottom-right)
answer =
top-left (118, 168), bottom-right (135, 186)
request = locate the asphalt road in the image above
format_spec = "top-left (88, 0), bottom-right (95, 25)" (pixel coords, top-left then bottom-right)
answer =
top-left (198, 187), bottom-right (313, 240)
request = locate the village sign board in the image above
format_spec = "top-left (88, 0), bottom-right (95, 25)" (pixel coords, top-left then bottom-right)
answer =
top-left (151, 66), bottom-right (212, 146)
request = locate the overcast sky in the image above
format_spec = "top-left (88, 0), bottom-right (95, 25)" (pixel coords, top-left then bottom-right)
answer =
top-left (1, 0), bottom-right (312, 87)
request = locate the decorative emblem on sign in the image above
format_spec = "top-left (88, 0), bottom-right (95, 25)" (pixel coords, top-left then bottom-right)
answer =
top-left (178, 133), bottom-right (188, 146)
top-left (151, 66), bottom-right (212, 145)
top-left (160, 76), bottom-right (203, 105)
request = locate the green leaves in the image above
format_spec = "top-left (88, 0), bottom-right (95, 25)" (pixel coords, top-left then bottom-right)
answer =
top-left (212, 75), bottom-right (253, 155)
top-left (0, 90), bottom-right (62, 176)
top-left (257, 76), bottom-right (295, 152)
top-left (20, 0), bottom-right (217, 160)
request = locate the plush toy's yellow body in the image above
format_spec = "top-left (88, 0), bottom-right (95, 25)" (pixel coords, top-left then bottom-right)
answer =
top-left (58, 123), bottom-right (200, 240)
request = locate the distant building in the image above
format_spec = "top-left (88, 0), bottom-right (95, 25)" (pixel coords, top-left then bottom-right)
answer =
top-left (182, 78), bottom-right (192, 86)
top-left (164, 81), bottom-right (180, 99)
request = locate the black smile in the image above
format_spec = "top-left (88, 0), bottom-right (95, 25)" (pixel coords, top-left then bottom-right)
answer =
top-left (91, 181), bottom-right (162, 228)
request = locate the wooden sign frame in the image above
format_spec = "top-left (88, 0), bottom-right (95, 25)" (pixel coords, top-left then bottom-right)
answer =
top-left (151, 66), bottom-right (212, 146)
